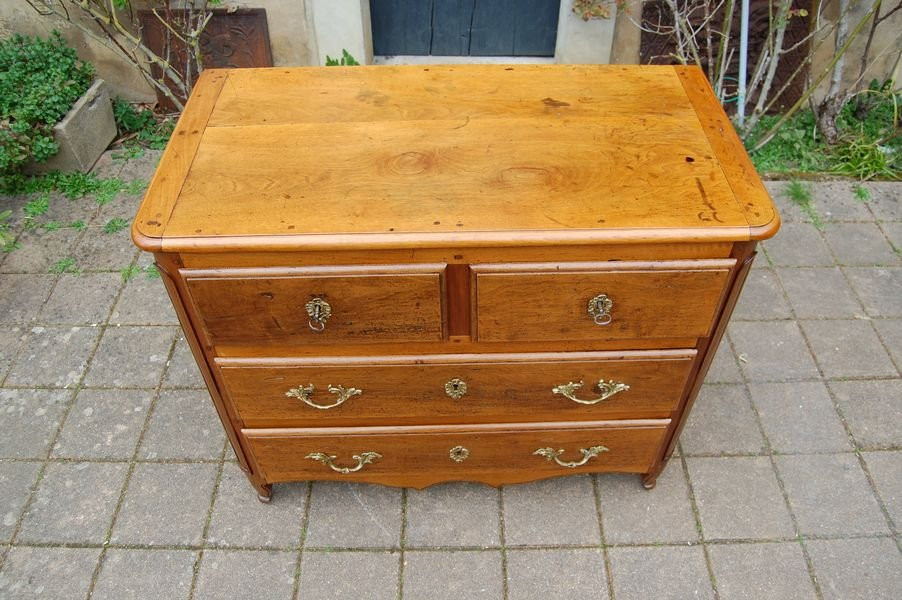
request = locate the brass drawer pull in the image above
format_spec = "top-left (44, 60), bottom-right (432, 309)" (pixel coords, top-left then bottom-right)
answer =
top-left (305, 297), bottom-right (331, 332)
top-left (305, 451), bottom-right (382, 474)
top-left (534, 445), bottom-right (609, 468)
top-left (285, 384), bottom-right (362, 410)
top-left (587, 294), bottom-right (613, 325)
top-left (444, 378), bottom-right (468, 400)
top-left (552, 380), bottom-right (630, 405)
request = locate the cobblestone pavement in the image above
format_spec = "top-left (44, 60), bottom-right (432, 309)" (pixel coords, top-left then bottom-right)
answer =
top-left (0, 151), bottom-right (899, 599)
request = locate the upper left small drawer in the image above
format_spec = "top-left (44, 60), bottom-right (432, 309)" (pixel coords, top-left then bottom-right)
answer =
top-left (182, 264), bottom-right (446, 345)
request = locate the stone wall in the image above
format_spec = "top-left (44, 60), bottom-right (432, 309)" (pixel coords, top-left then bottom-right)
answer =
top-left (0, 1), bottom-right (317, 102)
top-left (810, 0), bottom-right (902, 102)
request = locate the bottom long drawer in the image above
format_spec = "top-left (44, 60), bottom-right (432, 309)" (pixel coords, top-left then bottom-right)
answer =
top-left (243, 419), bottom-right (670, 488)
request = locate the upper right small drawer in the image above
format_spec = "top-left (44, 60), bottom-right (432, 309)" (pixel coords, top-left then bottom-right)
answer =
top-left (472, 259), bottom-right (735, 342)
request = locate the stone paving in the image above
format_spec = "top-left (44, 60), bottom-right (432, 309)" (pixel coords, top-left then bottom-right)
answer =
top-left (0, 151), bottom-right (899, 599)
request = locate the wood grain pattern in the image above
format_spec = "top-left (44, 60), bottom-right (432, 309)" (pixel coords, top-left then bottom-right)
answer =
top-left (676, 67), bottom-right (779, 239)
top-left (165, 116), bottom-right (742, 238)
top-left (445, 263), bottom-right (471, 336)
top-left (211, 336), bottom-right (703, 357)
top-left (217, 350), bottom-right (695, 427)
top-left (208, 65), bottom-right (696, 126)
top-left (183, 265), bottom-right (446, 345)
top-left (473, 260), bottom-right (734, 342)
top-left (243, 419), bottom-right (670, 487)
top-left (132, 65), bottom-right (778, 252)
top-left (177, 242), bottom-right (737, 268)
top-left (132, 69), bottom-right (227, 251)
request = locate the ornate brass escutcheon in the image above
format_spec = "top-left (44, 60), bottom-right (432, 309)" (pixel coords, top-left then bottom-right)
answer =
top-left (305, 451), bottom-right (382, 474)
top-left (444, 378), bottom-right (468, 400)
top-left (587, 294), bottom-right (613, 325)
top-left (533, 445), bottom-right (609, 468)
top-left (285, 384), bottom-right (362, 410)
top-left (449, 445), bottom-right (470, 462)
top-left (305, 297), bottom-right (332, 332)
top-left (551, 379), bottom-right (630, 405)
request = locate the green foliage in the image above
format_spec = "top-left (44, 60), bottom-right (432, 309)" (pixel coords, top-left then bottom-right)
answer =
top-left (840, 80), bottom-right (900, 142)
top-left (41, 220), bottom-right (62, 232)
top-left (2, 171), bottom-right (135, 202)
top-left (121, 263), bottom-right (160, 281)
top-left (112, 145), bottom-right (144, 162)
top-left (94, 178), bottom-right (126, 205)
top-left (103, 217), bottom-right (129, 234)
top-left (49, 256), bottom-right (79, 274)
top-left (325, 49), bottom-right (360, 66)
top-left (120, 264), bottom-right (141, 282)
top-left (852, 184), bottom-right (870, 202)
top-left (112, 98), bottom-right (174, 150)
top-left (113, 97), bottom-right (155, 134)
top-left (0, 31), bottom-right (94, 174)
top-left (785, 180), bottom-right (822, 228)
top-left (124, 179), bottom-right (147, 196)
top-left (0, 171), bottom-right (142, 232)
top-left (69, 219), bottom-right (86, 231)
top-left (57, 172), bottom-right (100, 199)
top-left (747, 81), bottom-right (901, 179)
top-left (746, 110), bottom-right (829, 173)
top-left (829, 138), bottom-right (899, 180)
top-left (0, 209), bottom-right (17, 252)
top-left (23, 193), bottom-right (49, 219)
top-left (785, 180), bottom-right (811, 203)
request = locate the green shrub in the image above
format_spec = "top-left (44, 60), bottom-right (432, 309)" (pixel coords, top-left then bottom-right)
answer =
top-left (0, 32), bottom-right (94, 174)
top-left (747, 80), bottom-right (901, 179)
top-left (112, 98), bottom-right (173, 150)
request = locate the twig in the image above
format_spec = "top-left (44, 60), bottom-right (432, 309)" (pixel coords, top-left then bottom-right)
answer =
top-left (752, 1), bottom-right (884, 151)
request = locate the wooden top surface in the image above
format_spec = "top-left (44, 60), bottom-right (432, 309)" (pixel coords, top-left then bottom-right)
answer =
top-left (133, 65), bottom-right (778, 252)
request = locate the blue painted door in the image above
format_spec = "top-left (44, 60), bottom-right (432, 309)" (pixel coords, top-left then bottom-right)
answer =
top-left (371, 0), bottom-right (560, 56)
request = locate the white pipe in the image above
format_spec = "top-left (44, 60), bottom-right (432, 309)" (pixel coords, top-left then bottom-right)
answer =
top-left (737, 0), bottom-right (750, 126)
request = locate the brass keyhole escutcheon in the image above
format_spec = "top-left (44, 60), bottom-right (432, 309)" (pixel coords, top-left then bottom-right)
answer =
top-left (449, 446), bottom-right (470, 463)
top-left (444, 378), bottom-right (468, 400)
top-left (587, 294), bottom-right (613, 326)
top-left (305, 297), bottom-right (332, 332)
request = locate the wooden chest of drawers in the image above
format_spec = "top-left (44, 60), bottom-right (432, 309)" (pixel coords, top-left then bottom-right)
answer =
top-left (132, 64), bottom-right (779, 501)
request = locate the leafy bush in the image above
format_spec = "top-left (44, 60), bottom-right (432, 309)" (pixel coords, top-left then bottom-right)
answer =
top-left (112, 98), bottom-right (173, 150)
top-left (113, 97), bottom-right (156, 134)
top-left (747, 80), bottom-right (901, 179)
top-left (0, 31), bottom-right (94, 174)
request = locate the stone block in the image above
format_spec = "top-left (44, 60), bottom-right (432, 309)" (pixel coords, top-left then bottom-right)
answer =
top-left (31, 80), bottom-right (117, 174)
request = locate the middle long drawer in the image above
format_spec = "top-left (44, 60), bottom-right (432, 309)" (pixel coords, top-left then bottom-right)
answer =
top-left (216, 350), bottom-right (695, 427)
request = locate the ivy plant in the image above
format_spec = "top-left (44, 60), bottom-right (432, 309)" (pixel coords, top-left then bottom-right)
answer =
top-left (0, 31), bottom-right (94, 174)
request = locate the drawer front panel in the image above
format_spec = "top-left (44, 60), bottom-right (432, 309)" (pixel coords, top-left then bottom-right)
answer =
top-left (473, 260), bottom-right (734, 342)
top-left (183, 265), bottom-right (445, 345)
top-left (244, 420), bottom-right (670, 486)
top-left (218, 351), bottom-right (695, 427)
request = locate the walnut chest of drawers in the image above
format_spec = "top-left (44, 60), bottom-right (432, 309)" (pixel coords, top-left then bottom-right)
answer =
top-left (133, 64), bottom-right (779, 501)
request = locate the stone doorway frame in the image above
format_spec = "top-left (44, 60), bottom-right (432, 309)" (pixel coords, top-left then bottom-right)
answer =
top-left (306, 0), bottom-right (618, 65)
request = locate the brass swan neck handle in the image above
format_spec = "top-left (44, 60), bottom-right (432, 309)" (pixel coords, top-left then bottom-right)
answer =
top-left (552, 380), bottom-right (630, 405)
top-left (285, 384), bottom-right (362, 410)
top-left (533, 445), bottom-right (610, 468)
top-left (305, 451), bottom-right (382, 474)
